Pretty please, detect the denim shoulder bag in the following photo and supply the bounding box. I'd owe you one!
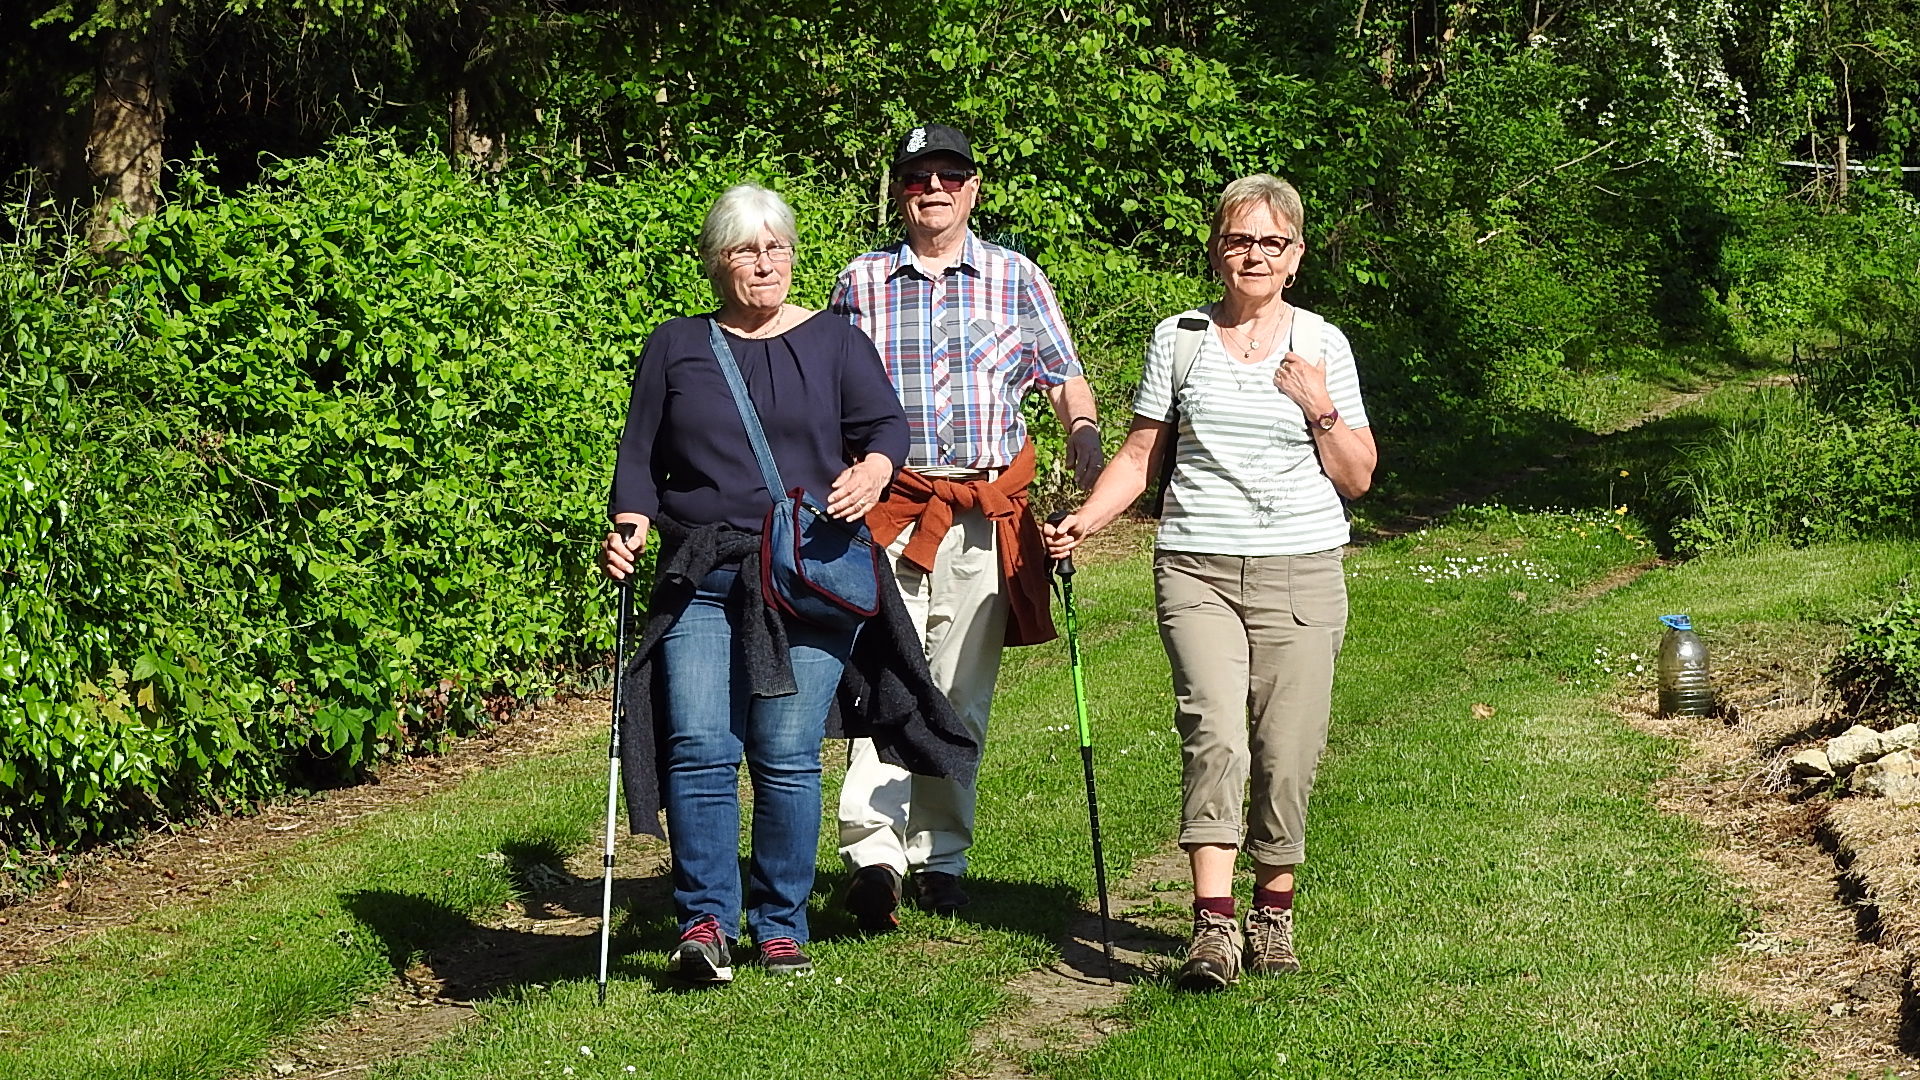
[707,319,883,629]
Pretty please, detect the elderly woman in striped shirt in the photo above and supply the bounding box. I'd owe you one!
[1043,174,1376,990]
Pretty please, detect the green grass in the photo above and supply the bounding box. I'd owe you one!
[0,749,606,1080]
[4,505,1916,1078]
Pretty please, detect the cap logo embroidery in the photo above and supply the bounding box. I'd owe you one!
[905,127,927,153]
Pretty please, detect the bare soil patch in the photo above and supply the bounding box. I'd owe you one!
[1622,623,1920,1077]
[245,830,672,1080]
[949,849,1190,1079]
[0,692,610,975]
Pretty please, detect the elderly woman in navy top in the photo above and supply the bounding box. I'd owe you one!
[600,183,908,983]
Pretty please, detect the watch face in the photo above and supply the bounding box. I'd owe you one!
[1317,412,1337,431]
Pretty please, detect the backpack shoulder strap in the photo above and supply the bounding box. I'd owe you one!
[1291,308,1326,368]
[1172,314,1209,393]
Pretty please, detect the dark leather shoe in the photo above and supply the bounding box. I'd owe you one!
[913,870,969,915]
[844,864,902,933]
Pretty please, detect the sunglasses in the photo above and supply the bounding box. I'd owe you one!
[897,168,976,195]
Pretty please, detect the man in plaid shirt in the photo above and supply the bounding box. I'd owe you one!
[832,123,1104,929]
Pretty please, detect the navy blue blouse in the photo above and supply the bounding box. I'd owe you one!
[609,312,910,532]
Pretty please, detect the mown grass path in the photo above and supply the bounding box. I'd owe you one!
[4,477,1917,1076]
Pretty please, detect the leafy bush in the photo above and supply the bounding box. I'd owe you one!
[0,136,884,851]
[1830,585,1920,716]
[1667,192,1920,555]
[1668,393,1920,554]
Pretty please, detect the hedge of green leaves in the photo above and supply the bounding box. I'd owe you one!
[0,135,1224,858]
[0,138,898,851]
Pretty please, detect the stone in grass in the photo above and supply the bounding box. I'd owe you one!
[1788,749,1834,779]
[1825,725,1887,774]
[1850,750,1920,803]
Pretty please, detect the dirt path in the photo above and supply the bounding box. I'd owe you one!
[0,693,609,975]
[947,849,1190,1080]
[1363,369,1791,542]
[244,830,672,1080]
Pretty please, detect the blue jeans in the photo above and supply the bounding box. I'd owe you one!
[659,567,853,945]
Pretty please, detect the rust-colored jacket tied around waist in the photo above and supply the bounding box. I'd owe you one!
[865,439,1057,648]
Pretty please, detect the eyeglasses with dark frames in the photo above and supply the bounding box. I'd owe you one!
[1217,233,1298,258]
[897,169,977,195]
[724,242,795,266]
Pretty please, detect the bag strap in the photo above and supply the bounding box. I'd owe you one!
[706,319,787,500]
[1291,308,1325,367]
[1149,314,1211,517]
[1171,314,1208,396]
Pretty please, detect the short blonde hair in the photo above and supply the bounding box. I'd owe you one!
[1209,174,1305,242]
[697,184,799,285]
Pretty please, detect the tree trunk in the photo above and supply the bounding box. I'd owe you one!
[25,99,93,214]
[1835,131,1849,202]
[87,4,172,254]
[448,85,507,173]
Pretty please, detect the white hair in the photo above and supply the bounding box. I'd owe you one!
[697,184,799,286]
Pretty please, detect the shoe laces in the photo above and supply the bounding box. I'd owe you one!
[760,937,803,960]
[1192,909,1238,950]
[1247,907,1292,952]
[682,917,724,946]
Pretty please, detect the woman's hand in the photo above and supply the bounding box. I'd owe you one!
[826,453,893,521]
[1041,513,1088,560]
[601,515,650,581]
[1272,352,1335,420]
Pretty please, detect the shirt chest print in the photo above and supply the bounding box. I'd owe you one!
[1183,362,1315,525]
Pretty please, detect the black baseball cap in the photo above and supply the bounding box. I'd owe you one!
[892,124,976,172]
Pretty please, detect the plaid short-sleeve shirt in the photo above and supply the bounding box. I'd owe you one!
[830,232,1082,470]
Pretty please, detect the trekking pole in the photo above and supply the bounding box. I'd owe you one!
[597,522,637,1007]
[1047,512,1116,983]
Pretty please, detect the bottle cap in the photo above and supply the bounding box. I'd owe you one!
[1659,614,1692,631]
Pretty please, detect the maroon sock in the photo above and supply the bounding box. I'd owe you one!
[1194,896,1235,919]
[1254,886,1294,912]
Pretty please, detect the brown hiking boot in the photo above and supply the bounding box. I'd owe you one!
[1177,909,1244,991]
[1245,906,1300,974]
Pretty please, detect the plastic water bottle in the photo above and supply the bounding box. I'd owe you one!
[1657,614,1714,717]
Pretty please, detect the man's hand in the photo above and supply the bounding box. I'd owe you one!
[1065,424,1104,490]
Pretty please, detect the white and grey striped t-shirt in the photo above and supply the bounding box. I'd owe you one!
[1133,306,1370,556]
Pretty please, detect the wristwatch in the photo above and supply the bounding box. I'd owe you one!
[1313,408,1339,433]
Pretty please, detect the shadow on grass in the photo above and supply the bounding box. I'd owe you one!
[340,840,677,1002]
[1365,395,1756,555]
[803,869,1184,986]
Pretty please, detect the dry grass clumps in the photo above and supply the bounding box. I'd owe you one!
[1620,621,1920,1077]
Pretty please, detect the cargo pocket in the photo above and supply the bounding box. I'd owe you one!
[1289,548,1348,627]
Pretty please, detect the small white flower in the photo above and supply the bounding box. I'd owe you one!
[563,1069,574,1077]
[580,1047,594,1057]
[834,976,844,984]
[626,1068,637,1074]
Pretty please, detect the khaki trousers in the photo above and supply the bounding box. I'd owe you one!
[1155,548,1347,866]
[837,507,1007,876]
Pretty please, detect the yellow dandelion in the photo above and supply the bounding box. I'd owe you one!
[1618,470,1630,477]
[1615,505,1628,515]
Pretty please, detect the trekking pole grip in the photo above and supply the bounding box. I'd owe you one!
[1045,510,1076,579]
[613,521,639,590]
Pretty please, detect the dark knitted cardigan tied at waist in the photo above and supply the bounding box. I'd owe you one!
[619,515,977,837]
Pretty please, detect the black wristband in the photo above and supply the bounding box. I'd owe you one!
[1069,416,1097,430]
